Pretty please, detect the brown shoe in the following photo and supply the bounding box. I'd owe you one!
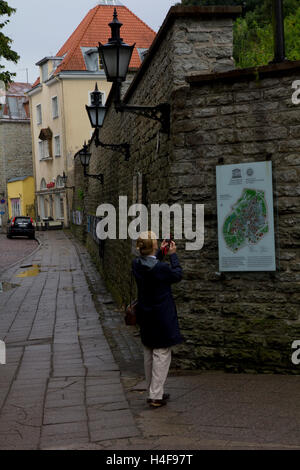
[147,393,170,404]
[149,398,167,408]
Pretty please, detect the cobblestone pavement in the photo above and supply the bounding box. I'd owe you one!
[0,231,139,449]
[0,234,38,273]
[1,230,300,450]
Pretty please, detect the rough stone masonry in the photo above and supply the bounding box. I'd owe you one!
[72,6,300,374]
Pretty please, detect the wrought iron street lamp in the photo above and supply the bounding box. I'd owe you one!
[98,9,170,134]
[79,142,104,184]
[86,83,107,129]
[85,82,131,161]
[99,9,135,83]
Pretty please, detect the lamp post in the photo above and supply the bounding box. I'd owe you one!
[79,142,104,184]
[272,0,286,63]
[86,83,131,161]
[98,9,170,134]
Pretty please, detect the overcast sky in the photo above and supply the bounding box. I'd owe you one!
[1,0,179,84]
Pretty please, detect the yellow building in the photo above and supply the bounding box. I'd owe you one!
[7,176,35,220]
[27,1,155,227]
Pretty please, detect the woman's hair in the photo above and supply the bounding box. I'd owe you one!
[136,231,157,256]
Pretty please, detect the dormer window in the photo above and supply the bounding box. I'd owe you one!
[82,47,104,72]
[36,56,64,83]
[89,90,104,106]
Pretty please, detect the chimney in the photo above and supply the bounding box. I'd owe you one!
[272,0,286,63]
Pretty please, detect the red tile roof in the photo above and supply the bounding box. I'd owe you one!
[31,5,155,89]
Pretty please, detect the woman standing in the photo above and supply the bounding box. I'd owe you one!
[132,231,183,408]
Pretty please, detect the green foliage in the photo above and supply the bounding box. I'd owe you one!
[234,3,300,67]
[78,189,85,201]
[0,1,19,84]
[180,0,300,67]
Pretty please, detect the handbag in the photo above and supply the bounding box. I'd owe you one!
[125,270,138,326]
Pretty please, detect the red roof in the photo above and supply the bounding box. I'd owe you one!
[7,82,32,96]
[31,4,155,89]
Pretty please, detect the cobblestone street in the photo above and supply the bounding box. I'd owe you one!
[0,234,38,273]
[1,231,300,450]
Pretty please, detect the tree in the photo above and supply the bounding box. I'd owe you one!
[0,1,19,84]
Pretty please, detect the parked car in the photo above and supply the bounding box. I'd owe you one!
[7,216,35,239]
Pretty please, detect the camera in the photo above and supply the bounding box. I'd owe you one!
[162,235,173,255]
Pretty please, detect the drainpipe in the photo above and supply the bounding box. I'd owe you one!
[272,0,286,63]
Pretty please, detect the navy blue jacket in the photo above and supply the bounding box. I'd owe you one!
[132,250,183,349]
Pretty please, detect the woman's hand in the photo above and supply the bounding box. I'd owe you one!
[168,241,177,255]
[161,240,169,251]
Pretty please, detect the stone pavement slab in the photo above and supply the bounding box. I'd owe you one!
[0,231,139,450]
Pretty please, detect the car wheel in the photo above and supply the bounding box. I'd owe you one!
[7,234,12,239]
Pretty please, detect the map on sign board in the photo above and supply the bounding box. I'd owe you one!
[223,189,269,253]
[216,162,276,272]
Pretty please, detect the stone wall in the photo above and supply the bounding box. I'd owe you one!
[169,66,300,373]
[72,6,300,373]
[0,120,33,230]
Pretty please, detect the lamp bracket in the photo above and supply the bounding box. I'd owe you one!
[94,129,130,161]
[115,102,170,134]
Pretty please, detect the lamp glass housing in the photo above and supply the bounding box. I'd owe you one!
[99,43,134,82]
[86,105,107,128]
[79,150,91,168]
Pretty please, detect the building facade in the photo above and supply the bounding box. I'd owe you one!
[0,82,33,231]
[27,0,156,228]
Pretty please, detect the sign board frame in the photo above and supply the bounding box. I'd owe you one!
[216,161,276,272]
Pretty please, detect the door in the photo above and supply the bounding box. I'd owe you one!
[11,198,20,217]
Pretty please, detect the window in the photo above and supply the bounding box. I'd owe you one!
[38,140,43,160]
[54,135,61,157]
[39,195,45,219]
[36,104,42,125]
[52,96,59,118]
[38,140,49,160]
[89,90,104,106]
[56,175,64,188]
[41,63,48,83]
[40,178,47,191]
[55,194,64,220]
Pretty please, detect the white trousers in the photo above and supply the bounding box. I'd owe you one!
[143,346,172,400]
